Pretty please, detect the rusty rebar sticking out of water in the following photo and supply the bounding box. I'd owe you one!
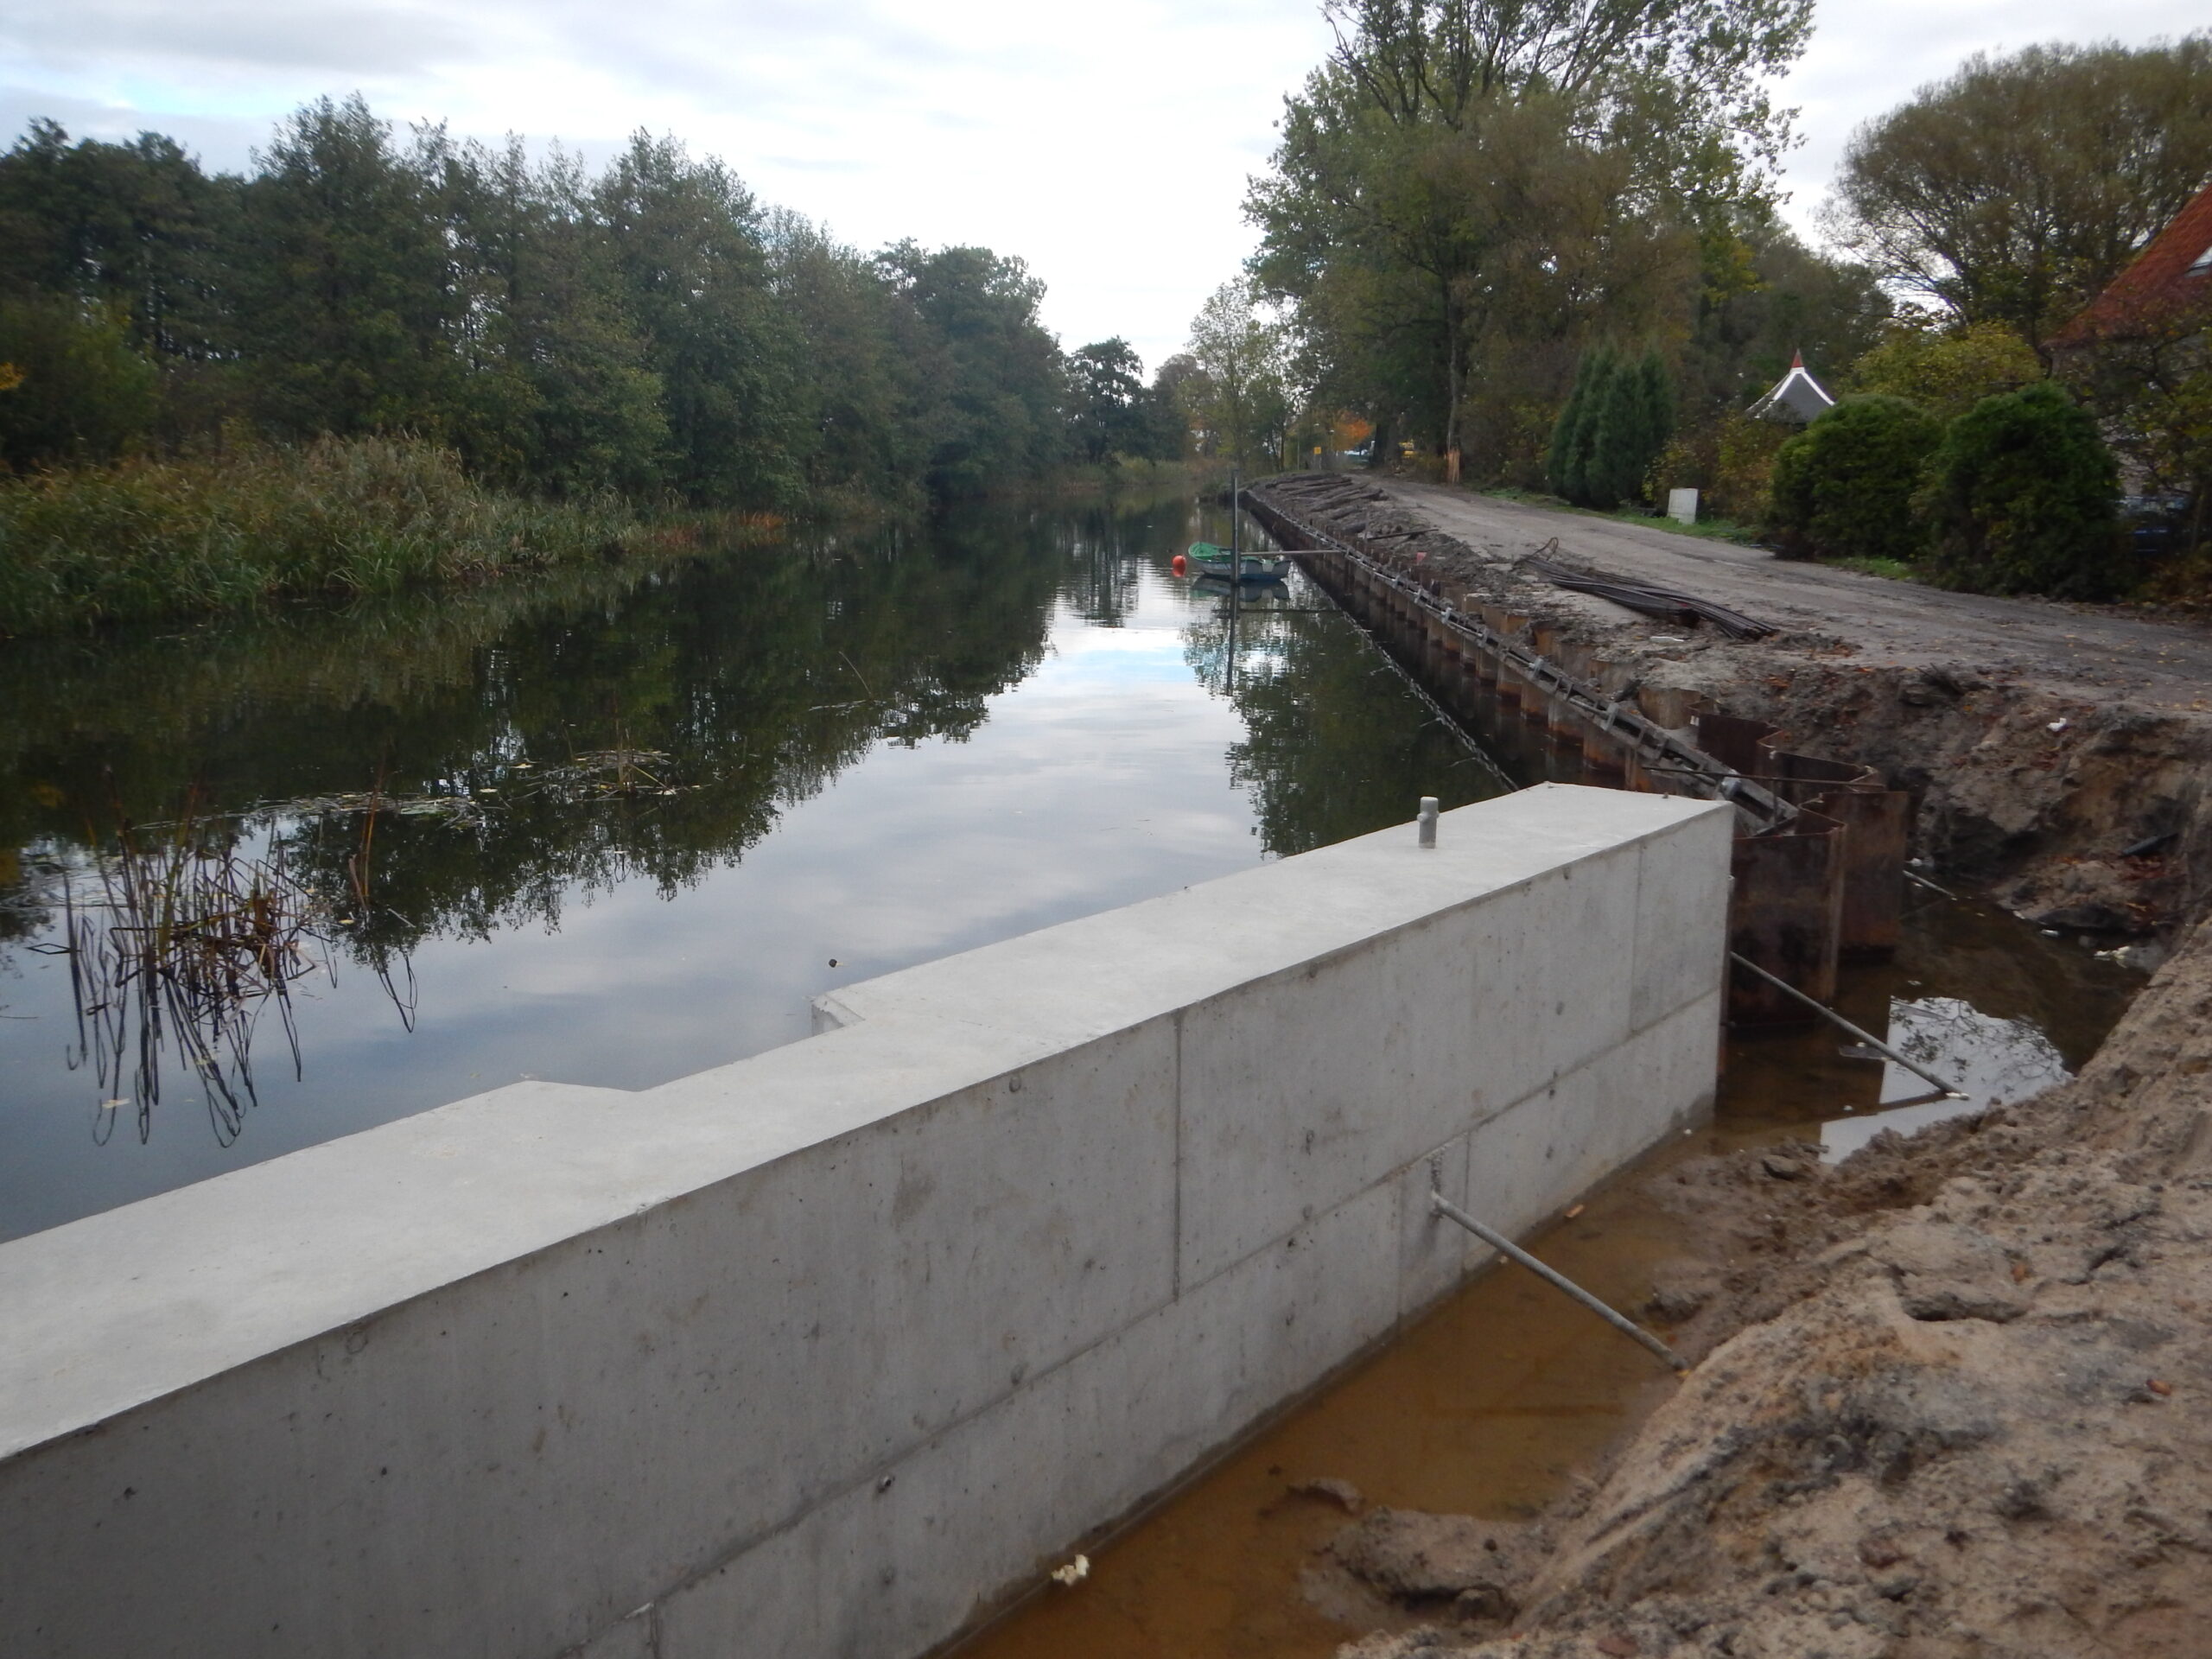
[1427,1189,1689,1373]
[1728,951,1966,1099]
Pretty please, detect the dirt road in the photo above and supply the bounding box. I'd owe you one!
[1382,480,2212,715]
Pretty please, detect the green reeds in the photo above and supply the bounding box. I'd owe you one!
[0,435,643,633]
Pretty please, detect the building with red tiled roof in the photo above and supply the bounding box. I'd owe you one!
[2052,179,2212,350]
[2050,179,2211,537]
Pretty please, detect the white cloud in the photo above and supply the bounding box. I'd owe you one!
[2,0,2203,369]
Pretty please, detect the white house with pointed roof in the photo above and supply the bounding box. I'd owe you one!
[1745,352,1835,424]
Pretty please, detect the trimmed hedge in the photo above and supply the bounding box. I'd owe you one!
[1767,395,1941,563]
[1919,383,2124,600]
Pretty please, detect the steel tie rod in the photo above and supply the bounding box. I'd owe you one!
[1728,951,1966,1099]
[1427,1191,1688,1373]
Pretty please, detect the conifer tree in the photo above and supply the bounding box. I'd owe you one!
[1547,350,1598,499]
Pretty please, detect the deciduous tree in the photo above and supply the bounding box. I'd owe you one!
[1826,37,2212,350]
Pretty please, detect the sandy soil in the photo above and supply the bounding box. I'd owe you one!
[1251,474,2212,940]
[1319,909,2212,1659]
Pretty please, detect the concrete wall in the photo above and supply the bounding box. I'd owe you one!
[0,785,1732,1659]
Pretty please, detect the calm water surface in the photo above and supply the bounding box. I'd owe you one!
[0,495,1499,1240]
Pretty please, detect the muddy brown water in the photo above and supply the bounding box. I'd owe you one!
[954,847,2139,1658]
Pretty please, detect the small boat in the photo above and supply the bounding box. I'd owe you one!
[1185,542,1289,583]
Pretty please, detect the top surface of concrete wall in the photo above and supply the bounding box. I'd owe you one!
[0,785,1726,1465]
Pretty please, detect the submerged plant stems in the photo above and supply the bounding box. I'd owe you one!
[32,797,413,1146]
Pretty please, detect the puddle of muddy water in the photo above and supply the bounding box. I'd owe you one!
[952,891,2140,1659]
[1718,892,2138,1156]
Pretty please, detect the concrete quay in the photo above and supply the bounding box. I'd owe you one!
[0,785,1732,1659]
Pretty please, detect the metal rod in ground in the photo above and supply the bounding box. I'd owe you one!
[1903,867,1958,899]
[1728,950,1967,1099]
[1428,1192,1688,1372]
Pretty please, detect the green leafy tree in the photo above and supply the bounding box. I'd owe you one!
[1068,338,1149,463]
[2064,314,2212,564]
[0,295,159,464]
[231,97,466,439]
[1826,37,2212,349]
[1179,279,1292,474]
[0,99,1108,506]
[1848,321,2044,421]
[1768,395,1942,561]
[594,132,802,507]
[1248,0,1811,475]
[1675,214,1891,414]
[0,118,231,363]
[427,137,668,497]
[1920,382,2123,596]
[0,119,237,448]
[877,242,1069,497]
[1144,353,1201,461]
[766,211,930,504]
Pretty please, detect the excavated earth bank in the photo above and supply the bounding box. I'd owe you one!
[1324,913,2212,1659]
[1243,475,2212,1657]
[1250,474,2212,947]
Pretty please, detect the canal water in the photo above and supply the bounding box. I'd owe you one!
[0,493,1498,1241]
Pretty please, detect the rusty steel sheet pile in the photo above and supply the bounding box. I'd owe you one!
[1244,489,1912,1029]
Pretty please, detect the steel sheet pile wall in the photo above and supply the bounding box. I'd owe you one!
[0,786,1731,1659]
[1245,489,1912,1026]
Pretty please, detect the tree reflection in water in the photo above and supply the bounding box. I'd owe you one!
[1183,579,1516,856]
[0,496,1197,1144]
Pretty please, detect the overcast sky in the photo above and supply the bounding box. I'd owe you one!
[2,0,2202,372]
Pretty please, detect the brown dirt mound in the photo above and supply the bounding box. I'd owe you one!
[1328,914,2212,1658]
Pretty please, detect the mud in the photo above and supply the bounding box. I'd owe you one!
[1249,474,2212,939]
[1332,908,2212,1659]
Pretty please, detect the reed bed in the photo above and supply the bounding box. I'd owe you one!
[0,436,643,633]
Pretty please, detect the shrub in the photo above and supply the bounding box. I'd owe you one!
[1646,413,1794,523]
[1768,395,1942,562]
[1919,382,2124,599]
[1849,321,2044,422]
[0,435,640,633]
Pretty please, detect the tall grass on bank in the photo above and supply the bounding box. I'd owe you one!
[0,436,645,634]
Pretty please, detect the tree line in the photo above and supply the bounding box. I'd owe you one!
[0,97,1189,505]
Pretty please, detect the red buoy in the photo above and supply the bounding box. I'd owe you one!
[1171,553,1188,575]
